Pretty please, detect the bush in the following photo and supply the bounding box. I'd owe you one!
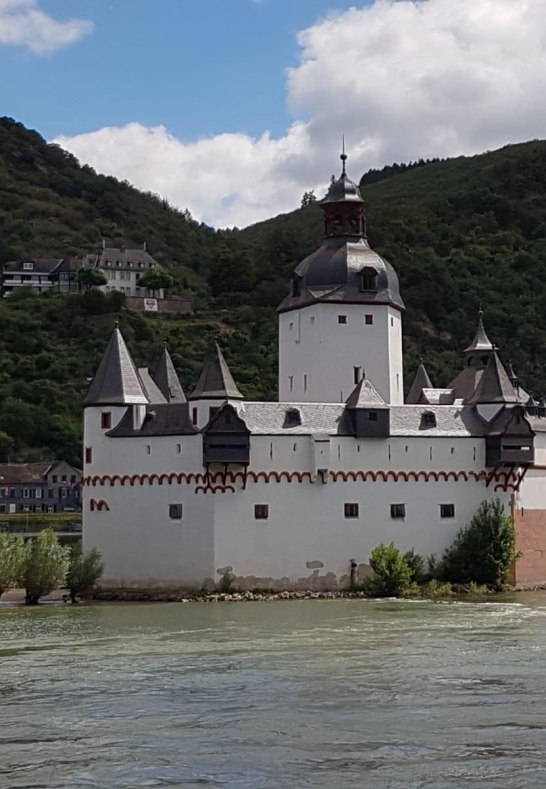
[367,543,412,597]
[0,533,26,597]
[403,548,427,584]
[20,530,70,605]
[419,579,454,599]
[440,498,517,589]
[66,543,103,603]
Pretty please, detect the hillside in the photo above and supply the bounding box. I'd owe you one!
[1,116,546,462]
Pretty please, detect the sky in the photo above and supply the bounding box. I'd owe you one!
[2,0,546,227]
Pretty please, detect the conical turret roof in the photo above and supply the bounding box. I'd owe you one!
[189,343,243,400]
[468,351,520,405]
[83,327,148,406]
[153,345,186,403]
[406,363,433,404]
[464,314,494,354]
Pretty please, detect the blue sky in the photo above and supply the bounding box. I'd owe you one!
[2,1,546,227]
[3,0,363,140]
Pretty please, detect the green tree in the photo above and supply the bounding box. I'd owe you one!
[20,530,70,605]
[368,543,412,596]
[136,269,173,295]
[301,190,316,207]
[0,533,26,597]
[440,498,518,588]
[66,543,103,603]
[78,267,107,291]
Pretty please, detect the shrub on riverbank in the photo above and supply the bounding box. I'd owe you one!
[0,533,26,596]
[439,498,517,589]
[66,543,103,602]
[20,530,70,605]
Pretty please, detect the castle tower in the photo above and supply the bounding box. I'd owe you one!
[82,324,149,472]
[188,343,244,428]
[277,151,405,404]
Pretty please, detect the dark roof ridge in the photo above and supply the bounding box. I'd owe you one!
[189,343,243,400]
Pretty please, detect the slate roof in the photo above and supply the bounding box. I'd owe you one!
[83,328,149,406]
[189,344,243,400]
[406,363,433,404]
[4,258,63,273]
[106,404,198,437]
[138,368,167,405]
[464,315,494,353]
[98,247,162,271]
[235,402,486,437]
[448,365,484,402]
[277,237,404,313]
[345,378,386,408]
[153,347,187,403]
[0,463,51,484]
[420,388,455,406]
[468,352,522,405]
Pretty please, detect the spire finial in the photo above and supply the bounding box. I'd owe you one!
[340,134,347,175]
[478,302,483,317]
[114,319,119,329]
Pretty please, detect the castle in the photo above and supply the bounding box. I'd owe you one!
[82,154,546,590]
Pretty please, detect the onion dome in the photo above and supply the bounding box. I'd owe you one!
[278,149,404,314]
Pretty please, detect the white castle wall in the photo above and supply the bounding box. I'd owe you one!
[83,406,511,589]
[278,303,404,404]
[213,479,510,589]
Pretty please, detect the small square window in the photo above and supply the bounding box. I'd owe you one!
[338,315,347,324]
[344,502,359,518]
[169,503,183,520]
[391,503,405,519]
[254,504,269,520]
[368,411,378,421]
[440,504,455,518]
[365,314,374,325]
[421,412,436,428]
[101,411,112,429]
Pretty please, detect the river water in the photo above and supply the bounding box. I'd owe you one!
[1,597,546,788]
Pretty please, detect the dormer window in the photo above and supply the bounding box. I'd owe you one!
[284,408,301,427]
[23,261,34,271]
[421,411,436,429]
[360,267,378,290]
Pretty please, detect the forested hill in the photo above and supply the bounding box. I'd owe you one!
[1,115,546,463]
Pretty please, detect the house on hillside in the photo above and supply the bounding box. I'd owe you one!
[0,461,82,514]
[1,257,81,296]
[83,245,167,300]
[82,151,546,592]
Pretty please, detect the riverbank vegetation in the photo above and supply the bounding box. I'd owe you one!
[0,530,103,604]
[362,499,517,598]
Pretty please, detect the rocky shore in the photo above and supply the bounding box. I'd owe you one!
[96,589,370,603]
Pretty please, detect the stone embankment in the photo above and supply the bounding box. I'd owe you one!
[96,589,370,603]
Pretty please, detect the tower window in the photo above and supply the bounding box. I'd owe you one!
[101,412,111,430]
[192,407,198,425]
[440,504,455,519]
[254,504,269,520]
[289,375,294,392]
[364,314,374,325]
[338,315,347,324]
[344,503,359,519]
[303,374,308,392]
[85,447,92,464]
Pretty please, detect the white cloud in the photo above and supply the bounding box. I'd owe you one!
[55,0,546,227]
[0,0,92,54]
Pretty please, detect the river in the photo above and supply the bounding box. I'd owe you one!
[1,596,546,788]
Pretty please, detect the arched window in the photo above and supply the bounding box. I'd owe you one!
[360,267,378,291]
